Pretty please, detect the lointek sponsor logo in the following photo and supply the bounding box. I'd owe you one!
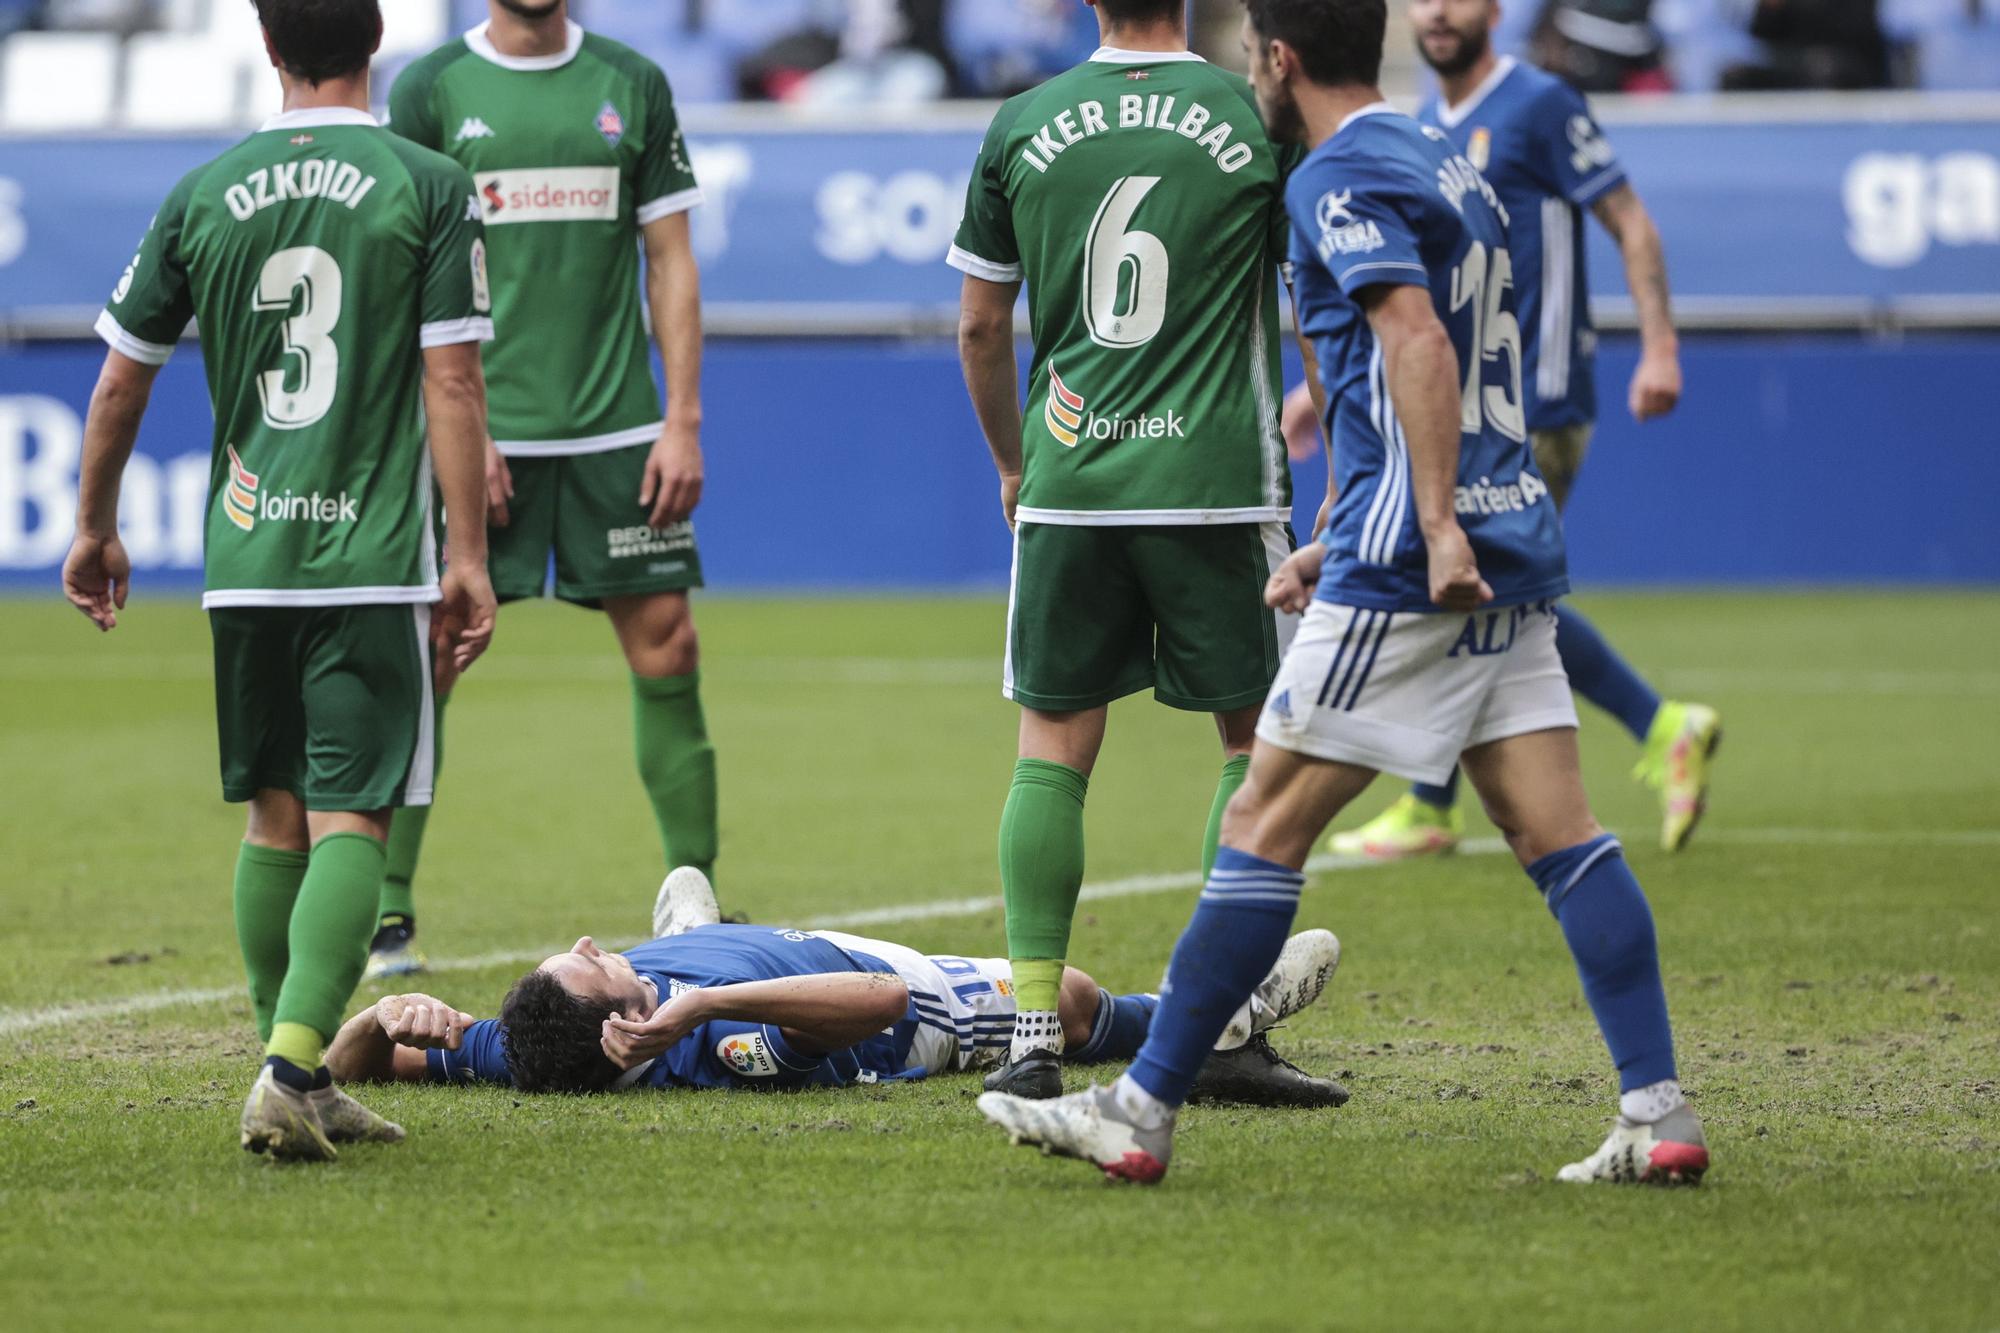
[474,167,619,225]
[0,394,204,570]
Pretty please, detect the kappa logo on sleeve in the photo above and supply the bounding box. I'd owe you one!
[716,1033,780,1078]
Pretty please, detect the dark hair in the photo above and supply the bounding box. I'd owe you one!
[499,970,622,1094]
[252,0,383,86]
[1098,0,1187,23]
[1241,0,1387,88]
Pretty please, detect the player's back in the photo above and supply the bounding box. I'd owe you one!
[951,50,1293,523]
[1286,108,1566,611]
[102,110,487,604]
[1417,58,1623,428]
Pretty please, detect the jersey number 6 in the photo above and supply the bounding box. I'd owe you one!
[1084,176,1169,351]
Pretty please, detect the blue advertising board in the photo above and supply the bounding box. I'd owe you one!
[3,99,1998,326]
[2,333,1996,593]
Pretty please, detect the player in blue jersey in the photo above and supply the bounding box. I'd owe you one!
[978,0,1708,1188]
[1328,0,1720,860]
[326,869,1346,1102]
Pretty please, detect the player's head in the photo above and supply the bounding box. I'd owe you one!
[1409,0,1498,78]
[252,0,383,87]
[498,937,653,1093]
[1240,0,1388,142]
[492,0,565,21]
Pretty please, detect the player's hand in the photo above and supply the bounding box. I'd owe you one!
[433,562,498,686]
[377,994,477,1051]
[1424,523,1494,613]
[485,441,513,528]
[61,533,131,632]
[600,994,702,1071]
[1628,350,1682,422]
[640,419,703,529]
[1266,542,1325,614]
[1281,382,1320,463]
[999,472,1020,530]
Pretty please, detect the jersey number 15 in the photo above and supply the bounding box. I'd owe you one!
[1448,241,1526,443]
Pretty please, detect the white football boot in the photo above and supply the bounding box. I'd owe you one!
[1558,1102,1710,1185]
[1216,929,1342,1050]
[239,1066,338,1163]
[650,865,721,939]
[309,1084,406,1145]
[978,1085,1174,1184]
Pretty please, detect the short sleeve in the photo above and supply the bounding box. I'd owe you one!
[426,1019,511,1084]
[386,62,443,150]
[416,161,496,348]
[635,65,703,225]
[663,1021,830,1089]
[1536,84,1626,207]
[947,107,1021,283]
[97,179,196,366]
[1287,157,1429,297]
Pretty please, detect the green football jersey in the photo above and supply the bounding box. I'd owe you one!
[951,48,1295,525]
[388,20,702,456]
[99,107,492,608]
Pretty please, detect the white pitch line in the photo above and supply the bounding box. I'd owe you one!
[4,827,1995,1039]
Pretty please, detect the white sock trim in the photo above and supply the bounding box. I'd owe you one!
[1010,1009,1063,1062]
[1112,1072,1173,1130]
[1619,1077,1686,1124]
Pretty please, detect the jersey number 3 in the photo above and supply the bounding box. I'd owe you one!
[1084,176,1169,350]
[254,246,342,431]
[1449,241,1526,443]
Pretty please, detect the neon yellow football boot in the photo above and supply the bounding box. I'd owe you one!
[1633,701,1723,852]
[1325,793,1463,861]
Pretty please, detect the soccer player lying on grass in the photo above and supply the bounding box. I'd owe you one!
[327,870,1345,1102]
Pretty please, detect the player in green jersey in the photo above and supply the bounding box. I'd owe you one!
[377,0,716,977]
[952,0,1300,1097]
[61,0,498,1161]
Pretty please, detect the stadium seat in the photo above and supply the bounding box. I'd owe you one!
[0,31,120,130]
[380,0,448,59]
[1917,19,2000,88]
[123,33,240,129]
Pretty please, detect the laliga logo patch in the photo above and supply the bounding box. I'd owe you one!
[596,101,625,147]
[717,1033,778,1078]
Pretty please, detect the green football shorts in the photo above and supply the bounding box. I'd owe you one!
[209,603,438,811]
[1004,521,1296,713]
[490,442,705,607]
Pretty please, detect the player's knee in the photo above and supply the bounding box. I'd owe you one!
[243,789,308,853]
[1058,966,1099,1046]
[1511,817,1608,869]
[624,600,700,678]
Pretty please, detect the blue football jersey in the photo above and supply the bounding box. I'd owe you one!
[1417,57,1627,430]
[427,925,923,1091]
[1287,104,1567,613]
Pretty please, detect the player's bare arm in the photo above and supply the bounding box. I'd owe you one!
[1362,283,1492,613]
[955,274,1025,528]
[327,993,480,1085]
[1590,183,1682,423]
[641,210,704,529]
[422,341,499,686]
[600,971,912,1071]
[61,349,162,631]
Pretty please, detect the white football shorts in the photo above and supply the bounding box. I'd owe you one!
[1256,598,1578,785]
[812,931,1015,1075]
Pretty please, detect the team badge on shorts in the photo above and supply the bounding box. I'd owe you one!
[595,101,624,147]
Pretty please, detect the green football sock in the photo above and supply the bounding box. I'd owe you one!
[379,694,445,924]
[1202,753,1252,880]
[233,843,308,1043]
[999,757,1089,1012]
[632,671,719,881]
[270,832,385,1052]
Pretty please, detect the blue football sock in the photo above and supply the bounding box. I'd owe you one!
[1412,769,1460,808]
[1125,848,1304,1108]
[1529,834,1678,1092]
[1555,605,1661,742]
[1071,989,1159,1063]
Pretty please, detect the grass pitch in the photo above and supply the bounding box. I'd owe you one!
[1,590,1996,1330]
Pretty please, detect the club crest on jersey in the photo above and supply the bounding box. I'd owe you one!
[1045,365,1085,447]
[1468,127,1492,171]
[595,101,624,147]
[223,445,259,531]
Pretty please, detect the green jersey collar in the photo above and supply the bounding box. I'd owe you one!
[465,18,584,71]
[259,106,379,133]
[1088,46,1205,64]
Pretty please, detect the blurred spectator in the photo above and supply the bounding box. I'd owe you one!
[951,0,1100,95]
[735,0,961,103]
[1532,0,1674,90]
[1720,0,1891,86]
